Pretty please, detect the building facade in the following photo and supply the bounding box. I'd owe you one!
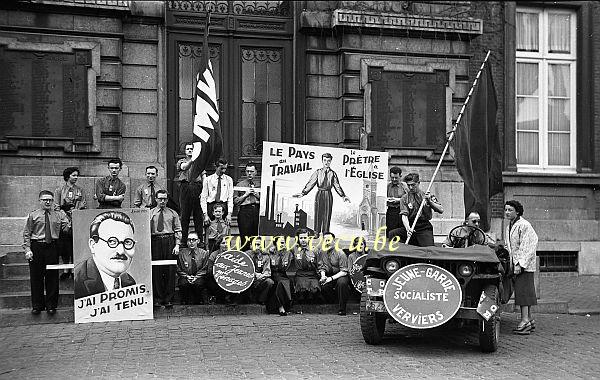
[1,1,598,273]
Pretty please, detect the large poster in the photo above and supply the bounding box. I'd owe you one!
[72,208,153,323]
[259,142,389,239]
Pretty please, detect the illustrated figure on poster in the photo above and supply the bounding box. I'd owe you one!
[74,211,137,299]
[293,153,350,236]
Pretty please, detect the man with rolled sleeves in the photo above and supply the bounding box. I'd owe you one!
[234,162,260,251]
[23,190,71,315]
[386,166,408,237]
[95,158,127,209]
[176,143,205,247]
[134,166,165,209]
[389,172,444,247]
[150,189,182,308]
[318,232,350,316]
[201,158,234,224]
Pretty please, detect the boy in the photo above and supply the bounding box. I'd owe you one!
[205,202,230,253]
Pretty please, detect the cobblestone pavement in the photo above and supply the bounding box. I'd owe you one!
[0,312,598,379]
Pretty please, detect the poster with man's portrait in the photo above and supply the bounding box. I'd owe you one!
[259,142,389,240]
[72,208,153,324]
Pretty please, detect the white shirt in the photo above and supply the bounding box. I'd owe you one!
[201,173,234,216]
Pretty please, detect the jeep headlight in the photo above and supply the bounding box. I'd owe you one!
[458,263,474,277]
[385,260,400,273]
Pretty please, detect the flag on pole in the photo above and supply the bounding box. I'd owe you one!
[189,12,223,182]
[455,63,502,232]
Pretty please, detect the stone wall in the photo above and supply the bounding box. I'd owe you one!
[0,1,166,216]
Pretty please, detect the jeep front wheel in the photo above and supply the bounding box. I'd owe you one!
[360,289,386,345]
[478,284,500,352]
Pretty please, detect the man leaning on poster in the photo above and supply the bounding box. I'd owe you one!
[74,211,137,299]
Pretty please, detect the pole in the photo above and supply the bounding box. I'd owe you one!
[404,50,492,245]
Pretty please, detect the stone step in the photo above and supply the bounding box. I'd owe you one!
[0,245,22,257]
[0,217,27,246]
[0,276,73,293]
[1,262,30,278]
[0,290,74,309]
[1,251,27,264]
[501,298,569,314]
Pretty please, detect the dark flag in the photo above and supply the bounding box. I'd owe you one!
[189,12,223,182]
[455,63,502,232]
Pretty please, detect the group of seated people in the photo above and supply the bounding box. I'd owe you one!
[176,228,367,316]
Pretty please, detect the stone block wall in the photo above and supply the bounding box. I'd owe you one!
[0,2,166,217]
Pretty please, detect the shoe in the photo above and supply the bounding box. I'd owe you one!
[337,310,347,316]
[513,321,531,335]
[31,308,42,315]
[530,319,536,332]
[165,303,174,309]
[60,273,70,281]
[279,310,287,316]
[47,308,56,315]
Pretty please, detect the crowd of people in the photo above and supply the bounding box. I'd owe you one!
[22,155,538,331]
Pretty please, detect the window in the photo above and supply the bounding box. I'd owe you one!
[516,7,576,172]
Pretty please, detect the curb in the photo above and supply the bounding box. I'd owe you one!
[568,308,600,316]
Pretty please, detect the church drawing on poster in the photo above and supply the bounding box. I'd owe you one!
[259,142,388,238]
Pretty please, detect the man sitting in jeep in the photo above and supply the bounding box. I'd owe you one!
[443,211,496,248]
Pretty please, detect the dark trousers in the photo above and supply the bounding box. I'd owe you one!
[314,189,333,235]
[389,221,435,247]
[237,204,259,250]
[29,241,59,310]
[385,208,401,237]
[58,233,73,264]
[179,182,203,246]
[151,234,177,305]
[250,277,274,304]
[178,277,209,304]
[321,275,350,312]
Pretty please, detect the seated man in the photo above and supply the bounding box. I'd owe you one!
[244,241,274,305]
[176,232,210,304]
[443,211,496,248]
[318,232,350,316]
[207,236,231,304]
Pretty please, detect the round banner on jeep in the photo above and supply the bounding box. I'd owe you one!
[349,254,367,293]
[212,250,255,293]
[383,263,462,329]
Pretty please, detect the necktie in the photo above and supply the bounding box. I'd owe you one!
[215,175,222,202]
[157,209,164,232]
[149,183,156,208]
[190,251,198,274]
[113,277,120,290]
[44,211,52,243]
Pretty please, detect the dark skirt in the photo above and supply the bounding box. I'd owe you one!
[293,270,321,294]
[513,271,537,306]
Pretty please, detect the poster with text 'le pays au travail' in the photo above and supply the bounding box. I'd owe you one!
[72,208,153,324]
[259,142,389,240]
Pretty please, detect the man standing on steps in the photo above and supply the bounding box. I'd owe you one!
[150,189,181,309]
[201,158,234,224]
[176,143,205,247]
[23,190,71,315]
[234,162,260,250]
[95,158,127,209]
[134,166,165,209]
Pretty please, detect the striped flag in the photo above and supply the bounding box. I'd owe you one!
[189,12,223,182]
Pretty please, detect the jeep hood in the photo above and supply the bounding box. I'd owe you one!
[365,244,500,263]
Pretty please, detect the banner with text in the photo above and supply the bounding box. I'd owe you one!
[72,208,153,323]
[259,142,389,239]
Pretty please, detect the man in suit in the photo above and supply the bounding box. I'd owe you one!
[74,211,137,299]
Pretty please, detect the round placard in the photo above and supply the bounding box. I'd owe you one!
[383,263,462,329]
[349,254,367,292]
[212,250,255,293]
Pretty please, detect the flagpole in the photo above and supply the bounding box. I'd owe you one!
[404,50,492,245]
